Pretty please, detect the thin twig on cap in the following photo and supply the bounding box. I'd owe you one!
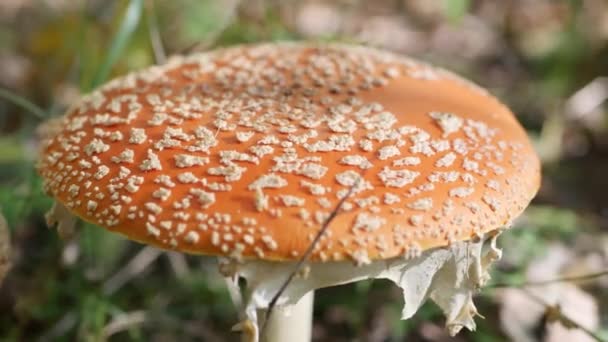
[260,176,362,335]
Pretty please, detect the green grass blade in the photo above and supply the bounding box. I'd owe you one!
[90,0,144,90]
[443,0,470,23]
[0,88,47,120]
[146,0,166,64]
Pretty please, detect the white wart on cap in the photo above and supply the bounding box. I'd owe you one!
[37,43,540,265]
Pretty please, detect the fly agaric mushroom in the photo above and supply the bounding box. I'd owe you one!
[37,43,540,341]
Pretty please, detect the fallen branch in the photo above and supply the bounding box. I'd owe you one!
[487,270,608,342]
[102,310,148,338]
[102,246,163,295]
[522,289,605,342]
[488,269,608,289]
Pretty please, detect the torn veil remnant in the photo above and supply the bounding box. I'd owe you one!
[45,201,78,240]
[36,42,540,341]
[231,231,503,338]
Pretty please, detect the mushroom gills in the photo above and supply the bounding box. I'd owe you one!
[229,232,502,340]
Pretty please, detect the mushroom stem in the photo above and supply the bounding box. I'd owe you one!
[262,291,314,342]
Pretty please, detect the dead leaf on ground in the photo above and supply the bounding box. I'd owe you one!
[498,243,599,342]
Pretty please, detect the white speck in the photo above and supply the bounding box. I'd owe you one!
[220,150,259,165]
[155,175,176,188]
[94,165,110,180]
[174,154,209,168]
[84,139,110,156]
[255,188,268,212]
[78,160,92,169]
[378,167,419,188]
[207,165,246,182]
[353,213,386,232]
[111,149,134,164]
[296,163,328,180]
[125,176,144,193]
[152,187,171,201]
[453,139,468,155]
[145,202,163,214]
[317,197,332,208]
[465,202,480,213]
[429,112,463,136]
[461,173,476,184]
[463,158,479,172]
[428,171,460,183]
[184,231,200,244]
[350,250,371,267]
[339,155,373,169]
[189,188,216,208]
[279,195,305,207]
[359,139,373,152]
[129,128,147,144]
[383,193,401,205]
[146,222,160,237]
[261,235,278,251]
[248,173,287,190]
[192,126,218,152]
[177,172,199,184]
[300,180,327,196]
[236,131,254,142]
[249,145,274,158]
[87,200,98,211]
[486,180,500,191]
[160,221,172,230]
[109,131,123,141]
[384,67,400,78]
[392,156,420,166]
[258,135,279,145]
[409,215,423,226]
[378,145,400,160]
[304,134,354,152]
[140,149,162,171]
[449,187,474,198]
[164,127,192,141]
[211,232,220,246]
[335,170,362,187]
[431,139,450,152]
[407,198,433,211]
[435,152,457,167]
[110,204,122,215]
[483,195,501,212]
[243,234,255,245]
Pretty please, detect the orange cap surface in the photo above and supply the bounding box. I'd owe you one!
[37,43,540,264]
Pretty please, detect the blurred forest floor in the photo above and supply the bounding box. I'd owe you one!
[0,0,608,341]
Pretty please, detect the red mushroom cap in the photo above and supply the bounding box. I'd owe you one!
[37,43,540,264]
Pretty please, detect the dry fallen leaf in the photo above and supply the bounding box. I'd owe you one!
[498,243,599,342]
[0,209,10,284]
